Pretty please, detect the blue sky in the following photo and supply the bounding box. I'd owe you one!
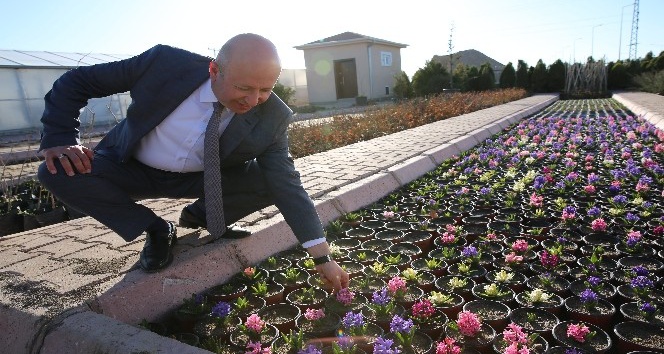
[1,0,662,78]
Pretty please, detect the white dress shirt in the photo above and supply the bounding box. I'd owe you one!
[133,79,326,248]
[134,79,234,172]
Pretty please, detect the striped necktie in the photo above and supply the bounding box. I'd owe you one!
[204,102,226,238]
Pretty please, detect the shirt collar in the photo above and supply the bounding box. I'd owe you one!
[199,79,217,103]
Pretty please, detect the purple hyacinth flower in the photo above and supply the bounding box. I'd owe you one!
[579,288,598,303]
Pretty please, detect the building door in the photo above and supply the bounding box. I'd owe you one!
[334,59,358,99]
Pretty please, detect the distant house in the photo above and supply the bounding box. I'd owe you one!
[295,32,407,106]
[432,49,505,84]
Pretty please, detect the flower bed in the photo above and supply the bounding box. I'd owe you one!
[144,98,664,354]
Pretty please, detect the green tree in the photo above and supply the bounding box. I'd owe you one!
[515,60,529,90]
[273,82,295,105]
[640,51,654,71]
[478,63,495,91]
[465,66,481,92]
[499,62,516,88]
[392,71,414,99]
[453,63,469,91]
[633,70,664,95]
[530,59,547,93]
[608,61,631,89]
[412,60,450,97]
[650,51,664,71]
[547,59,566,92]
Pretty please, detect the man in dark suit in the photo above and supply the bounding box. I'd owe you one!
[37,33,348,292]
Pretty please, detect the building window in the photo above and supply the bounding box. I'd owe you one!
[380,52,392,66]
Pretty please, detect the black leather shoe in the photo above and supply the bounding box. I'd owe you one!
[140,222,177,272]
[179,207,206,229]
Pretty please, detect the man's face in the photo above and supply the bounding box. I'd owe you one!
[209,58,281,114]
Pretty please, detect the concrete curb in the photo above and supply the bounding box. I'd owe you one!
[40,310,210,354]
[613,92,664,130]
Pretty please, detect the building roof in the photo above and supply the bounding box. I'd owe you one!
[0,50,133,68]
[294,32,407,50]
[432,49,505,70]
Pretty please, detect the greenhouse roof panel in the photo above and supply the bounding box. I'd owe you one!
[0,56,22,66]
[0,50,134,68]
[0,50,60,66]
[19,51,86,66]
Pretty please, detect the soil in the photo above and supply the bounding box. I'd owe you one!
[614,321,664,351]
[620,302,664,327]
[509,307,559,333]
[553,322,611,352]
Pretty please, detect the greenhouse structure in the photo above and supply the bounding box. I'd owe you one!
[0,50,133,138]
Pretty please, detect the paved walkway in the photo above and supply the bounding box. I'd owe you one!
[1,92,662,353]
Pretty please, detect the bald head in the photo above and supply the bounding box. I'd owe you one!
[216,33,281,70]
[209,33,282,113]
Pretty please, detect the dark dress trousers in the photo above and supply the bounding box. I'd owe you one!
[37,45,324,243]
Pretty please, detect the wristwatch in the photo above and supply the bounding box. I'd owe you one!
[312,254,333,265]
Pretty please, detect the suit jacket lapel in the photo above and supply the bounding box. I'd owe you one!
[218,108,261,161]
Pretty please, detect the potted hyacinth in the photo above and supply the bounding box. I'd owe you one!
[271,328,314,354]
[294,307,340,338]
[552,321,612,353]
[363,287,405,332]
[485,269,526,293]
[508,306,559,344]
[616,272,664,304]
[408,298,448,341]
[569,275,616,300]
[491,323,549,354]
[383,314,433,354]
[363,261,400,280]
[427,291,465,320]
[324,288,366,316]
[565,289,616,330]
[192,301,241,341]
[515,288,564,316]
[230,313,279,349]
[386,276,424,309]
[174,293,212,333]
[444,310,496,352]
[619,301,664,327]
[339,311,383,353]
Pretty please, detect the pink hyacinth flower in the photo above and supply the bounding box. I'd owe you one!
[387,276,407,294]
[456,311,481,337]
[591,218,607,232]
[512,240,529,253]
[436,337,461,354]
[336,288,355,306]
[245,314,265,333]
[304,308,325,321]
[505,252,523,264]
[566,323,590,343]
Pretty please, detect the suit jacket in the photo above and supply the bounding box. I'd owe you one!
[39,44,324,244]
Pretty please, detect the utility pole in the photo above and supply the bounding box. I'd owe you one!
[448,23,455,89]
[629,0,640,60]
[618,3,632,61]
[573,38,582,63]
